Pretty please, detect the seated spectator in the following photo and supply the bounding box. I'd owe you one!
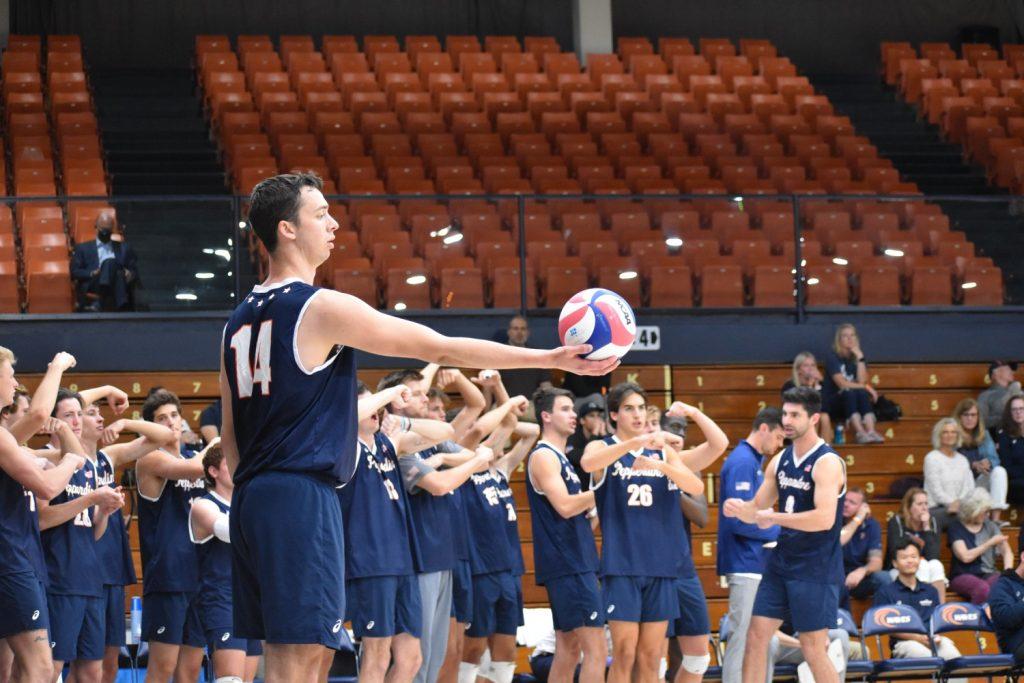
[493,316,552,412]
[884,487,947,602]
[198,398,221,443]
[771,620,850,682]
[978,360,1020,429]
[839,487,892,608]
[565,393,606,488]
[781,351,832,440]
[71,212,138,311]
[948,487,1014,604]
[953,398,1009,519]
[924,417,976,531]
[988,529,1024,663]
[996,394,1024,504]
[822,323,883,444]
[873,539,963,664]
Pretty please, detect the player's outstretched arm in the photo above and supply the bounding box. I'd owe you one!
[462,395,528,449]
[439,369,485,442]
[667,402,729,471]
[191,498,230,543]
[7,352,77,444]
[136,445,208,499]
[529,447,595,519]
[102,420,176,468]
[305,291,619,376]
[357,385,410,420]
[758,454,843,532]
[494,420,539,476]
[417,447,493,495]
[0,428,82,500]
[386,415,455,455]
[79,385,130,416]
[579,432,655,474]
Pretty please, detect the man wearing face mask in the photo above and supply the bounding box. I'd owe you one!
[71,212,138,311]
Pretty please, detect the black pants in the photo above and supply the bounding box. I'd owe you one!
[80,259,132,310]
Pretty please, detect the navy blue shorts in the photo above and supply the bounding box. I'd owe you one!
[467,571,522,638]
[205,626,264,655]
[48,593,105,662]
[545,572,604,633]
[450,559,473,623]
[141,591,205,648]
[232,472,346,648]
[246,639,264,656]
[751,566,840,633]
[346,575,422,639]
[668,574,711,637]
[601,575,678,624]
[0,572,49,639]
[103,584,126,648]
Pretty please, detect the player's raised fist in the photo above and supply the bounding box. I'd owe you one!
[49,352,76,372]
[106,387,130,415]
[667,401,700,419]
[101,420,126,446]
[722,498,746,520]
[471,445,494,472]
[631,454,663,472]
[754,508,775,529]
[509,395,529,416]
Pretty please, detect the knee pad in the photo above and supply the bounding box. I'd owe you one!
[215,677,243,683]
[681,653,711,675]
[457,661,480,683]
[489,661,516,683]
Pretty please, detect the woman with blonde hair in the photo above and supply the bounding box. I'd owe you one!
[953,398,1008,519]
[947,487,1014,603]
[923,417,975,531]
[884,487,946,601]
[781,352,832,440]
[821,324,883,444]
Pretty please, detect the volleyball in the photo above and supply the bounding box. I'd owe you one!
[557,288,637,360]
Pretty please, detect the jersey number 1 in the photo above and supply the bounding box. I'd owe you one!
[230,322,273,398]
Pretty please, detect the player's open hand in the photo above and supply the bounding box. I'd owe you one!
[549,346,619,376]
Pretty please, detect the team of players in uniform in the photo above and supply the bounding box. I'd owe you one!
[0,173,850,683]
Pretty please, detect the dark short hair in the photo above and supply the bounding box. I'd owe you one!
[247,172,324,253]
[781,386,822,416]
[533,386,574,419]
[377,369,424,393]
[752,406,783,431]
[356,380,370,396]
[427,387,449,406]
[202,446,224,487]
[142,389,182,423]
[890,537,921,561]
[846,485,867,501]
[607,382,646,428]
[52,388,83,417]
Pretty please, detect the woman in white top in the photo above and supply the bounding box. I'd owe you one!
[923,417,975,532]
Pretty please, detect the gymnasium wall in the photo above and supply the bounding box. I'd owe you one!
[10,0,573,69]
[2,309,1021,372]
[612,0,1024,74]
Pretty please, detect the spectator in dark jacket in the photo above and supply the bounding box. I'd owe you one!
[718,407,786,683]
[988,529,1024,662]
[996,394,1024,504]
[70,212,138,311]
[839,487,892,609]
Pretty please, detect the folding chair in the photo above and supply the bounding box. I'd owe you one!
[861,605,943,681]
[929,601,1017,682]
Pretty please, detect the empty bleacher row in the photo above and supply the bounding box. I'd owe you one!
[20,361,1018,667]
[195,34,1004,309]
[884,40,1024,194]
[0,34,115,313]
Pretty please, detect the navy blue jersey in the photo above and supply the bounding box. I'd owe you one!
[137,448,206,593]
[338,433,416,578]
[767,440,846,583]
[406,447,455,574]
[94,452,135,586]
[462,470,518,576]
[190,491,232,610]
[494,468,524,576]
[677,497,698,579]
[525,442,599,585]
[40,461,104,596]
[449,485,471,561]
[0,468,46,582]
[591,435,685,578]
[223,280,358,486]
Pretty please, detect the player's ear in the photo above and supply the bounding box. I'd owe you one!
[809,411,820,426]
[278,218,298,244]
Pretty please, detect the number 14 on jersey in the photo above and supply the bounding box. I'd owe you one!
[230,322,273,398]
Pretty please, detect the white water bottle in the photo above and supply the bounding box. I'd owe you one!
[130,596,142,643]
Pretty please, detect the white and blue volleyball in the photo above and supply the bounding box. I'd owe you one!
[557,288,637,360]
